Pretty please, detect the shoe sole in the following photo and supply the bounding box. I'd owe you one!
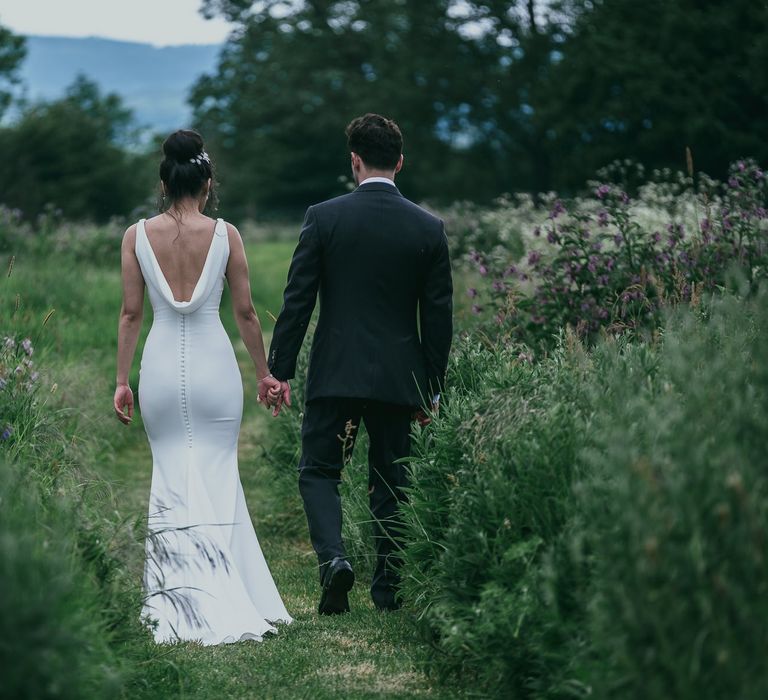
[319,567,355,615]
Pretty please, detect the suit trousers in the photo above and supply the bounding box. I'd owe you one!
[298,397,411,608]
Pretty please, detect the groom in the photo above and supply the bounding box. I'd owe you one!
[268,113,453,614]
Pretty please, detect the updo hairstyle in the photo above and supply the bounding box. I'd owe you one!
[159,129,218,211]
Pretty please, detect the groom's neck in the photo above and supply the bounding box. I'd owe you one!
[358,168,396,183]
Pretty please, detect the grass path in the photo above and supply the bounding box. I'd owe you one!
[103,339,458,700]
[9,241,465,699]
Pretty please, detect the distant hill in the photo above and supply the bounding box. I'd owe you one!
[17,35,223,133]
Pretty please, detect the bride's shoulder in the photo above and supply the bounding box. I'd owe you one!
[220,220,243,244]
[121,222,139,247]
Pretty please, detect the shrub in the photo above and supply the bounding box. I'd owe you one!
[399,283,768,698]
[578,285,768,699]
[463,159,767,349]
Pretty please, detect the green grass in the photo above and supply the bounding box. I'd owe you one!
[2,239,467,699]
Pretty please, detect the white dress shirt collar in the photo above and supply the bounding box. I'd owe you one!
[359,176,396,187]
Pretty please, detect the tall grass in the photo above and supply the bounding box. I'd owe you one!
[399,283,768,698]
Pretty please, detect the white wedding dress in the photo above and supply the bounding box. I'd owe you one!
[134,217,292,645]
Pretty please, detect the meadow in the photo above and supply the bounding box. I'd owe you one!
[1,159,767,699]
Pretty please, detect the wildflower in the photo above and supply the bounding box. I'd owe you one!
[518,272,529,282]
[652,231,662,243]
[467,288,478,299]
[527,250,541,266]
[4,337,15,349]
[596,307,609,319]
[533,226,541,237]
[30,372,39,382]
[621,191,630,205]
[469,250,482,264]
[595,184,611,200]
[546,229,558,244]
[471,304,482,315]
[728,177,741,189]
[478,265,488,277]
[614,234,623,246]
[492,280,506,293]
[753,168,764,181]
[21,338,33,356]
[1,425,12,441]
[597,210,609,227]
[503,265,517,277]
[737,161,746,172]
[597,274,610,287]
[549,200,566,219]
[587,255,600,273]
[592,241,603,252]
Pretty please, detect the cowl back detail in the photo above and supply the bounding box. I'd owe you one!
[135,218,229,315]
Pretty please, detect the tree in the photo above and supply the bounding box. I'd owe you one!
[544,0,768,188]
[192,0,545,215]
[0,22,26,119]
[0,76,155,221]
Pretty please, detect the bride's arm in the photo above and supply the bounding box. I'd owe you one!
[114,225,144,424]
[225,224,283,411]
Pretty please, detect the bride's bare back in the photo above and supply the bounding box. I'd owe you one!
[143,213,218,303]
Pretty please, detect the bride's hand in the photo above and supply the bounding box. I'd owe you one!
[114,384,134,425]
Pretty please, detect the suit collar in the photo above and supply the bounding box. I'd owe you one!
[354,181,403,196]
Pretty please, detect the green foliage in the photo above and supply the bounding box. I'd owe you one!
[400,285,768,698]
[464,159,768,349]
[0,465,124,700]
[579,287,768,699]
[0,21,25,118]
[400,336,594,698]
[0,76,154,222]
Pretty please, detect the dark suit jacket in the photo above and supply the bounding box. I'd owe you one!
[268,181,453,407]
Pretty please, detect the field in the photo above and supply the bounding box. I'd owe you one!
[1,232,469,699]
[1,164,767,700]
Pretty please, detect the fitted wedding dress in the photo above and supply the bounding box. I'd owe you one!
[134,217,292,645]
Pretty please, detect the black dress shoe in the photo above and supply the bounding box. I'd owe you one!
[318,557,355,615]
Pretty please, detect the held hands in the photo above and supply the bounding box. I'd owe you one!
[258,374,292,417]
[114,383,134,424]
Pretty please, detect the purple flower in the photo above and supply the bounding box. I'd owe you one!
[598,210,609,227]
[549,200,566,219]
[592,241,603,251]
[596,307,609,319]
[472,304,482,315]
[519,272,529,282]
[492,280,506,293]
[737,161,746,172]
[533,226,541,237]
[546,229,559,244]
[597,274,610,287]
[527,250,541,266]
[467,288,478,299]
[728,177,741,189]
[503,265,517,278]
[652,231,662,243]
[469,250,482,264]
[21,338,33,356]
[614,234,623,246]
[753,168,765,181]
[595,184,611,200]
[755,207,767,219]
[587,255,600,273]
[4,337,15,349]
[1,425,12,441]
[478,264,488,277]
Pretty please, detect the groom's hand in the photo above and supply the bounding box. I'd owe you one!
[272,381,292,417]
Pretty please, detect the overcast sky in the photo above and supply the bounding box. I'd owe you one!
[0,0,233,46]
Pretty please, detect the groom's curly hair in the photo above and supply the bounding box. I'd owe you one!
[346,113,403,170]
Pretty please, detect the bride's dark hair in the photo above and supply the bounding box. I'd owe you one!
[159,129,218,211]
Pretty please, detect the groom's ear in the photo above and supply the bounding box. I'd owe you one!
[395,154,404,174]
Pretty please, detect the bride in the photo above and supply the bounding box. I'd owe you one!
[113,129,292,644]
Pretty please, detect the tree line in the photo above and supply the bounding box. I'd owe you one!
[1,0,766,222]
